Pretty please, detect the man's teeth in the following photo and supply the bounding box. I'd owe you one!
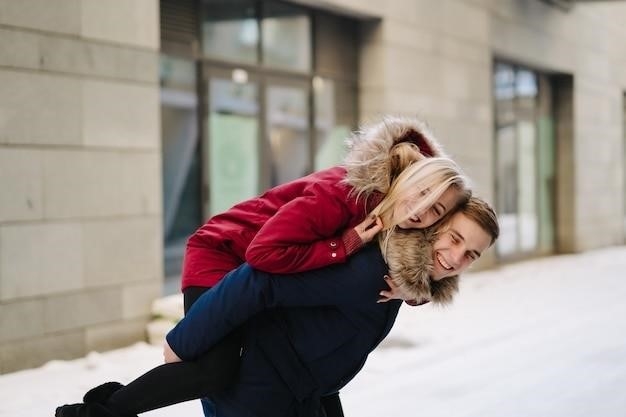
[437,253,452,270]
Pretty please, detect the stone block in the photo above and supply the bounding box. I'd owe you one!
[0,28,39,70]
[442,0,489,44]
[82,79,159,149]
[0,71,81,145]
[38,35,158,84]
[43,150,161,219]
[44,288,123,333]
[85,318,147,353]
[0,0,80,36]
[0,299,45,342]
[82,217,161,287]
[81,0,159,50]
[0,222,83,301]
[122,281,162,320]
[0,148,43,222]
[0,330,84,374]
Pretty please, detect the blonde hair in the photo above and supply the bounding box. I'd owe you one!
[371,157,472,253]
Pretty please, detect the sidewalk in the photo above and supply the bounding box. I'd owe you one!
[1,246,626,417]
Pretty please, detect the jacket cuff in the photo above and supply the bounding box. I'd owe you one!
[341,228,364,256]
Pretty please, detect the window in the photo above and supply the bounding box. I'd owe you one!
[202,0,258,64]
[160,1,359,291]
[160,55,201,278]
[493,62,555,259]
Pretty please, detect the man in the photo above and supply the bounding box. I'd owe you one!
[166,197,499,417]
[56,197,498,417]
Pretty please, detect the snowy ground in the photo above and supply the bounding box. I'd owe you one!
[1,246,626,417]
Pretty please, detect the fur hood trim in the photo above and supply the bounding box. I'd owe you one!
[343,115,448,197]
[382,228,459,306]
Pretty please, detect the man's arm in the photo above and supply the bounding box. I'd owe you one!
[166,245,387,360]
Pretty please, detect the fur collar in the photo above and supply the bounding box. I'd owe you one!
[343,116,448,197]
[382,228,459,306]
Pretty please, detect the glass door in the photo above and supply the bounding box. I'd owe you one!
[205,67,260,216]
[264,77,311,189]
[493,63,555,259]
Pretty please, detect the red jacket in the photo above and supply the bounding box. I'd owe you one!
[181,167,382,289]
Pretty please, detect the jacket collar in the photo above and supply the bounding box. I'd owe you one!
[382,228,459,306]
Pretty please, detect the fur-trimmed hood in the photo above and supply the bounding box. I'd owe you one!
[382,227,459,306]
[343,115,448,197]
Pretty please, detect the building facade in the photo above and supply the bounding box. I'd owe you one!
[1,0,625,373]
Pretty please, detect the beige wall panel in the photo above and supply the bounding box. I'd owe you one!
[82,217,161,288]
[0,148,43,222]
[0,331,84,373]
[42,150,160,219]
[0,222,83,301]
[82,79,159,149]
[0,28,40,70]
[38,36,159,84]
[81,0,159,50]
[438,36,490,67]
[441,0,489,44]
[44,287,123,333]
[0,71,82,145]
[122,281,162,320]
[0,299,44,343]
[0,0,80,36]
[85,318,148,353]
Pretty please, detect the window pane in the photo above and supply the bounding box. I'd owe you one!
[262,1,311,72]
[266,83,310,186]
[494,63,515,125]
[160,56,201,277]
[313,77,355,170]
[495,125,518,257]
[208,76,259,215]
[517,121,538,251]
[202,0,258,64]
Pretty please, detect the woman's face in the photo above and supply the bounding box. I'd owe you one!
[395,186,460,229]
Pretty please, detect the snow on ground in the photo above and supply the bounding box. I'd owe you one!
[1,246,626,417]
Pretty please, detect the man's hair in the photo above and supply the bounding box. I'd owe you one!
[458,196,499,245]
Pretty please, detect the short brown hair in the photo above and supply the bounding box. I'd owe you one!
[458,197,499,246]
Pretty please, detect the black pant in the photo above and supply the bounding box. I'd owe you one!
[106,286,344,417]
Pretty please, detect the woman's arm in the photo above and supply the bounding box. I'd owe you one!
[245,183,380,273]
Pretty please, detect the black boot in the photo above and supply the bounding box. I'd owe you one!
[55,382,138,417]
[55,402,128,417]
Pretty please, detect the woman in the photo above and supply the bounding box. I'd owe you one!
[56,117,470,417]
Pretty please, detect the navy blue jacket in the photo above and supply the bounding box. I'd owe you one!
[166,243,401,417]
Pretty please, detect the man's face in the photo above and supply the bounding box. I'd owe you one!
[431,212,492,280]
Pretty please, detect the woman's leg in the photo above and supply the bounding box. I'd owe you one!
[107,286,242,413]
[105,328,242,414]
[57,287,243,416]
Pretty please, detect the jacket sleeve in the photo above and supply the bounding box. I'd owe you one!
[245,182,365,274]
[166,246,390,360]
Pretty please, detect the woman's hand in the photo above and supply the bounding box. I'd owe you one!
[163,340,182,363]
[354,215,383,244]
[377,275,415,303]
